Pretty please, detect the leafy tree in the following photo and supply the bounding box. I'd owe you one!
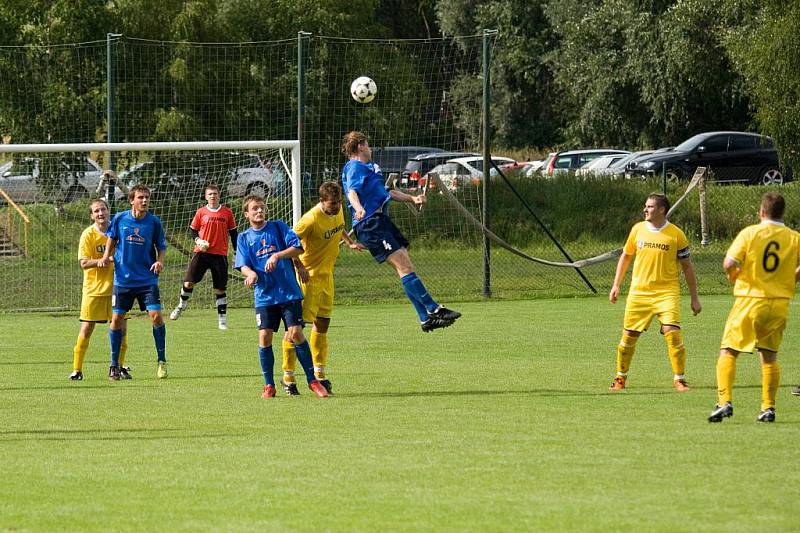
[724,0,800,166]
[436,0,560,148]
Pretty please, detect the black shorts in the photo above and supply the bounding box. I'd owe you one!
[355,212,409,263]
[255,300,304,331]
[185,252,228,290]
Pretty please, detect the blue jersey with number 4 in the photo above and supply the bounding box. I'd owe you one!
[106,210,167,287]
[342,159,390,227]
[235,220,303,307]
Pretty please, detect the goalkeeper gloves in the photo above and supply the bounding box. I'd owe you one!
[195,238,210,251]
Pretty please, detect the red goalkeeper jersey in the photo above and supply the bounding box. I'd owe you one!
[190,205,237,255]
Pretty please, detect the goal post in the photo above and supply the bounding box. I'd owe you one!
[0,140,300,312]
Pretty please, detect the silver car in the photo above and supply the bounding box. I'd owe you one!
[0,156,103,204]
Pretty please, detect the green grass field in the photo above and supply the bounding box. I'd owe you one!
[2,296,799,531]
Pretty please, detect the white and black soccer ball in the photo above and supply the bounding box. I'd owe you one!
[350,76,377,104]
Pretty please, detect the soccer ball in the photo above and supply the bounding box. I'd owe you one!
[350,76,377,104]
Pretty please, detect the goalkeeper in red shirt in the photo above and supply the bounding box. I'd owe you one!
[169,184,238,330]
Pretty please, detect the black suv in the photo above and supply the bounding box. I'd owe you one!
[371,146,443,177]
[626,131,789,185]
[400,151,479,187]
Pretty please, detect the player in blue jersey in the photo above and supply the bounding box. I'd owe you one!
[234,194,329,399]
[341,131,461,332]
[98,184,169,380]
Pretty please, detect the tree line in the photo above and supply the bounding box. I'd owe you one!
[0,0,796,165]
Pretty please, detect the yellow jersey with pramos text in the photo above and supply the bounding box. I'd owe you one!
[624,221,689,297]
[294,204,345,278]
[79,224,113,297]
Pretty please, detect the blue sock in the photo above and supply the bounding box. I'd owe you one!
[109,328,123,367]
[152,324,166,362]
[258,346,275,386]
[401,272,439,317]
[294,341,316,384]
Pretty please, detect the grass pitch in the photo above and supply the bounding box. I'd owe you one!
[1,296,799,531]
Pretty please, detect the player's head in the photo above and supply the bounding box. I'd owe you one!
[205,184,220,207]
[319,181,343,216]
[341,131,370,160]
[644,193,669,223]
[128,184,151,213]
[243,194,266,227]
[89,198,109,225]
[760,192,785,220]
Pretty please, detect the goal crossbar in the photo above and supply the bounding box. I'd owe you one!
[0,140,302,224]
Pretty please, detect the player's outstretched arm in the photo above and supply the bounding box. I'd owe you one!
[389,189,425,205]
[341,230,365,251]
[680,257,701,315]
[347,190,366,221]
[97,237,115,268]
[239,265,258,288]
[609,252,633,303]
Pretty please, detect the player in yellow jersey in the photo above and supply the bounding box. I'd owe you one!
[609,193,701,391]
[280,181,364,395]
[708,192,800,423]
[70,198,128,380]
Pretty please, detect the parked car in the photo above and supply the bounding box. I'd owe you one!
[400,151,479,187]
[0,156,103,204]
[575,154,628,177]
[625,132,788,184]
[371,146,443,177]
[225,153,287,198]
[543,149,631,176]
[426,156,517,189]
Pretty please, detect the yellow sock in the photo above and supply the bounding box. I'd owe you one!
[761,360,780,410]
[716,353,737,404]
[119,332,128,367]
[664,330,686,377]
[310,331,328,379]
[282,339,296,382]
[72,335,90,372]
[616,332,638,375]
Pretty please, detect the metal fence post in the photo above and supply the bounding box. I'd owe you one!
[482,29,497,298]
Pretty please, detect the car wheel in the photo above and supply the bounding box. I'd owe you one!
[246,182,272,197]
[757,168,783,185]
[665,169,682,183]
[63,186,88,203]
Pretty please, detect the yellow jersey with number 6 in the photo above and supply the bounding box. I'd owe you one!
[727,221,800,299]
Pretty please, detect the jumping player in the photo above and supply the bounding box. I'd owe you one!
[280,181,364,395]
[708,192,800,423]
[340,131,461,332]
[70,198,129,380]
[169,184,238,330]
[234,194,329,398]
[99,184,169,380]
[608,192,701,391]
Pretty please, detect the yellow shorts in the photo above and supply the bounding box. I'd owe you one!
[720,296,789,353]
[80,294,112,322]
[300,276,334,324]
[623,293,681,332]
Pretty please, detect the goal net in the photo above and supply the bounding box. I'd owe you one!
[0,141,299,312]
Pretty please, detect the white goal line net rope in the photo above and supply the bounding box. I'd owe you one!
[430,168,708,269]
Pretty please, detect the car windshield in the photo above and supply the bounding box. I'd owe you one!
[674,134,708,152]
[610,151,653,169]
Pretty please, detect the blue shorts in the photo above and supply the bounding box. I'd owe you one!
[355,212,409,263]
[255,300,304,331]
[112,285,162,314]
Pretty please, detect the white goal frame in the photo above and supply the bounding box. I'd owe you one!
[0,140,303,224]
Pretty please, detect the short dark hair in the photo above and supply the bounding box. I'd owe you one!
[319,181,342,201]
[647,193,670,214]
[761,192,785,219]
[128,184,150,201]
[341,131,368,158]
[205,183,220,193]
[89,197,108,213]
[242,194,265,212]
